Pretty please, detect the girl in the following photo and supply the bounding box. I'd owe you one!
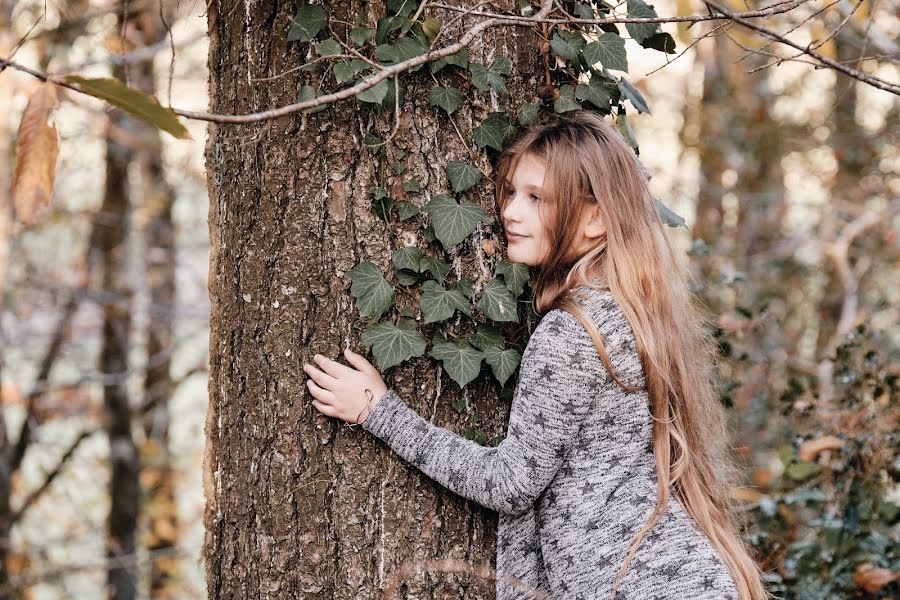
[303,110,768,600]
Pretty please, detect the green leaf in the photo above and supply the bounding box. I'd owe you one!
[483,346,522,387]
[387,0,417,17]
[616,112,639,151]
[786,461,821,482]
[618,77,650,114]
[422,16,441,40]
[428,86,465,114]
[349,261,395,319]
[356,76,390,104]
[654,197,687,229]
[393,161,406,175]
[379,76,406,108]
[398,201,420,220]
[469,63,508,95]
[297,85,327,114]
[575,76,613,112]
[553,84,581,113]
[420,255,451,283]
[476,277,519,323]
[496,258,530,296]
[450,277,475,299]
[315,38,342,56]
[490,56,512,75]
[583,32,628,72]
[446,161,483,193]
[372,196,393,221]
[361,319,427,371]
[393,246,424,273]
[420,280,472,323]
[375,15,407,44]
[640,31,676,53]
[549,31,581,61]
[451,397,466,413]
[422,194,490,247]
[625,0,660,44]
[470,324,505,351]
[473,112,517,151]
[63,75,190,139]
[429,338,484,387]
[350,27,373,47]
[423,223,437,244]
[375,35,429,68]
[398,306,417,318]
[334,59,369,84]
[573,2,594,19]
[517,101,541,126]
[429,48,469,74]
[403,178,421,193]
[288,4,327,42]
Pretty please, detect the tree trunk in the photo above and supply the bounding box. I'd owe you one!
[204,1,538,597]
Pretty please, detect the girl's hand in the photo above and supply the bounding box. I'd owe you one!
[302,348,388,425]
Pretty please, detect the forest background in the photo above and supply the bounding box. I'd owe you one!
[0,0,898,598]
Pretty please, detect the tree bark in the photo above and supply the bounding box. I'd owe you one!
[204,1,539,597]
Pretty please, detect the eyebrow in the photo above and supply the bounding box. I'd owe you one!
[503,179,543,191]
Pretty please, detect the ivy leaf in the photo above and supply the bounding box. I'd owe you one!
[297,85,327,114]
[288,4,327,42]
[575,76,613,112]
[429,338,484,387]
[573,2,594,19]
[617,77,650,114]
[476,277,519,323]
[490,56,512,75]
[349,261,395,318]
[483,346,522,387]
[473,112,517,151]
[375,15,407,45]
[334,59,369,84]
[403,178,421,193]
[398,201,420,220]
[387,0,417,17]
[350,27,373,47]
[583,32,628,72]
[450,277,475,299]
[315,38,342,56]
[423,223,437,244]
[361,319,427,371]
[429,48,469,74]
[422,16,441,41]
[469,63,508,95]
[470,324,505,351]
[446,161,483,193]
[624,0,660,44]
[640,31,676,53]
[517,101,541,126]
[375,36,429,72]
[549,31,581,61]
[553,84,581,113]
[496,258,530,297]
[356,77,390,104]
[616,112,639,151]
[398,306,417,318]
[393,246,424,273]
[422,194,490,247]
[654,197,687,229]
[420,255,451,283]
[420,280,472,323]
[428,86,465,115]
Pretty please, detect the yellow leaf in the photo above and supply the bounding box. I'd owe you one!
[11,81,60,226]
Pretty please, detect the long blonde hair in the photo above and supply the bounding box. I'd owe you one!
[493,110,769,600]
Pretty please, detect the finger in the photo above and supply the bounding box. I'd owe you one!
[311,398,338,418]
[303,362,338,391]
[344,347,376,374]
[306,379,335,404]
[312,353,357,378]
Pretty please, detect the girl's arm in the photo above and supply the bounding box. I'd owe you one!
[362,309,596,516]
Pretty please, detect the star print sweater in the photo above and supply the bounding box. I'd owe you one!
[361,285,739,599]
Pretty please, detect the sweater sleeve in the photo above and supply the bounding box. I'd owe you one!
[361,309,597,516]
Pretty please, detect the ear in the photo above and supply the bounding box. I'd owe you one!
[583,204,606,239]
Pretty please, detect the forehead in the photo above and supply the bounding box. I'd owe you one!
[505,153,546,189]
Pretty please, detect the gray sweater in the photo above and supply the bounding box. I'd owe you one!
[362,285,739,599]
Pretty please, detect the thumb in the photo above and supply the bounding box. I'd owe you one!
[344,347,375,374]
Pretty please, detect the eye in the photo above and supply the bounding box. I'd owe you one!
[530,194,541,202]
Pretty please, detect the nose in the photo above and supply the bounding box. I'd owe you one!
[502,191,523,228]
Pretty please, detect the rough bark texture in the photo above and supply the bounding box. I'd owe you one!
[204,1,541,597]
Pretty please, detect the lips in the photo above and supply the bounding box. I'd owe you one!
[507,232,529,240]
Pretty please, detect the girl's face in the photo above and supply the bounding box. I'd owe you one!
[501,153,552,266]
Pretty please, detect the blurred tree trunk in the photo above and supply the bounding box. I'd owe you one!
[127,2,182,596]
[95,6,140,597]
[203,1,538,597]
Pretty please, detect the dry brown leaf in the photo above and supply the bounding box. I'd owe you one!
[102,34,136,54]
[11,81,60,225]
[481,238,497,256]
[798,435,845,462]
[854,563,900,593]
